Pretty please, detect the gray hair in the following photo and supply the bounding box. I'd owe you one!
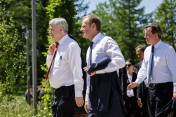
[49,18,68,33]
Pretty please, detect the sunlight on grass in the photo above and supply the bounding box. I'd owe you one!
[0,95,52,117]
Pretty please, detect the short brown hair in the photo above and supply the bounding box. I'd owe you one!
[144,24,162,39]
[135,45,146,52]
[82,15,101,31]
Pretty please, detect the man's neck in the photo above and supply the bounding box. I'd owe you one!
[152,38,160,46]
[56,33,67,42]
[90,31,101,41]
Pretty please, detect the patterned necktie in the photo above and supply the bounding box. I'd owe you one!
[89,41,94,65]
[146,46,154,87]
[45,42,59,83]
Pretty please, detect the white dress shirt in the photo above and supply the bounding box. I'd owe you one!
[85,33,125,101]
[46,34,83,97]
[136,40,176,92]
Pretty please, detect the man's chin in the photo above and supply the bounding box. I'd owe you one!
[51,38,57,41]
[82,35,87,39]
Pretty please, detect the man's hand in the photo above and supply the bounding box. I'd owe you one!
[83,67,87,73]
[83,67,96,76]
[173,92,176,99]
[48,43,56,55]
[75,97,84,107]
[127,82,138,90]
[89,71,96,76]
[137,98,143,108]
[84,101,89,113]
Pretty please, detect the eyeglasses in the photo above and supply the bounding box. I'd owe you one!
[126,64,132,67]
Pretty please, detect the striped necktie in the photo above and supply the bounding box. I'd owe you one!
[45,42,59,83]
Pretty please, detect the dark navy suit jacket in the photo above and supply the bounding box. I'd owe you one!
[87,58,126,117]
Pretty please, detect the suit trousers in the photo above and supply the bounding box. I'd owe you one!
[148,82,173,117]
[52,85,75,117]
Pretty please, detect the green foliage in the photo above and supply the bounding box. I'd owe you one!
[39,77,54,111]
[46,0,77,34]
[154,0,176,50]
[0,0,51,86]
[0,6,26,97]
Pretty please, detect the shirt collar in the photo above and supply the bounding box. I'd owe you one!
[58,34,68,45]
[91,33,102,43]
[154,40,162,49]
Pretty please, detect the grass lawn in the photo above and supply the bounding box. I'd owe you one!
[0,95,52,117]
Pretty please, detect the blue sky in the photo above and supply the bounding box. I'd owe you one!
[84,0,163,14]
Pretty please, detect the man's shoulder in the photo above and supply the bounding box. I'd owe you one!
[102,35,112,40]
[100,35,116,44]
[65,37,78,45]
[138,61,143,65]
[161,41,173,49]
[137,61,143,70]
[65,38,80,50]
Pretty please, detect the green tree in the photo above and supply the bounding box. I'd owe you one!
[154,0,176,50]
[0,0,49,88]
[92,0,149,61]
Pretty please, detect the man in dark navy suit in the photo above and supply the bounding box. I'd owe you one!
[135,45,149,117]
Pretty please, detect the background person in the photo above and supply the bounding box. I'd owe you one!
[37,85,46,102]
[135,45,149,117]
[25,86,33,104]
[125,59,139,117]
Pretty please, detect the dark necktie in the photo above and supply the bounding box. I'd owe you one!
[147,46,154,87]
[45,42,59,83]
[89,41,94,65]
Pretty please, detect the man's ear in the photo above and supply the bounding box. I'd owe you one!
[59,26,64,31]
[154,33,158,38]
[91,23,96,29]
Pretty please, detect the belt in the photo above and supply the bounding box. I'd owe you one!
[149,83,158,87]
[149,82,172,87]
[55,85,74,91]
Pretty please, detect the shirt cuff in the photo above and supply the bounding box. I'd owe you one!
[135,79,141,85]
[96,70,105,74]
[75,91,82,97]
[173,82,176,92]
[85,87,90,101]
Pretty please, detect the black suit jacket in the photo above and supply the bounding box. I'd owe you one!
[119,67,137,101]
[136,61,147,101]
